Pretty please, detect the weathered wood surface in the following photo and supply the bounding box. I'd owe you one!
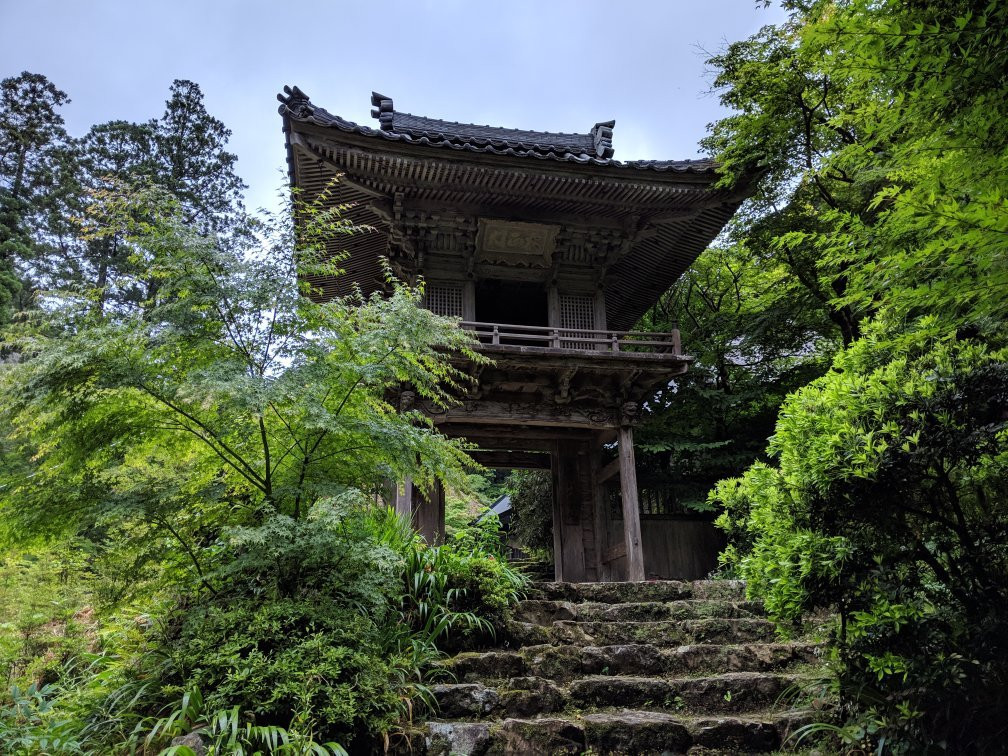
[618,425,646,582]
[415,479,445,546]
[598,457,621,484]
[395,477,414,520]
[641,519,725,581]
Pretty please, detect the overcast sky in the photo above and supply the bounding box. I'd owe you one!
[1,0,784,214]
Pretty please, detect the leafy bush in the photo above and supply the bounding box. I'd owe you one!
[144,686,347,755]
[150,495,423,748]
[118,496,523,750]
[0,548,95,690]
[715,324,1008,751]
[402,519,527,653]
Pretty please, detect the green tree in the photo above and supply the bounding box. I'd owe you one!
[506,469,553,556]
[707,0,1008,750]
[152,79,246,235]
[0,72,73,320]
[0,183,481,588]
[70,120,155,311]
[637,239,835,507]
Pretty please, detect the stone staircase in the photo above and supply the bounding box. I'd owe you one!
[425,580,822,755]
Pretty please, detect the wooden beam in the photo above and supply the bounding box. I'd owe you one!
[618,425,645,582]
[430,400,615,429]
[437,425,608,453]
[468,449,551,469]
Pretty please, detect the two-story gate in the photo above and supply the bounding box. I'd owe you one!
[279,87,747,581]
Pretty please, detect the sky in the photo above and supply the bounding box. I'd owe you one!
[1,0,785,214]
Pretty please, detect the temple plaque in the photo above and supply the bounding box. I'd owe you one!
[476,219,558,267]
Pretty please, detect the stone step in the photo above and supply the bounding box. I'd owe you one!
[503,616,778,648]
[513,598,765,624]
[426,709,811,755]
[445,641,822,682]
[432,671,800,720]
[568,672,798,713]
[529,580,747,605]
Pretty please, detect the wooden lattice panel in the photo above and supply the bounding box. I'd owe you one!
[425,283,463,318]
[560,294,595,348]
[608,483,688,519]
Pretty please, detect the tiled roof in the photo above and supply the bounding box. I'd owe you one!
[278,85,717,173]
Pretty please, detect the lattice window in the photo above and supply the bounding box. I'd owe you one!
[559,294,595,349]
[425,283,463,318]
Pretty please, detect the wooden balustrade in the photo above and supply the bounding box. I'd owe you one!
[459,321,682,356]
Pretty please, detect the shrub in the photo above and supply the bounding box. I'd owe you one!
[715,324,1008,752]
[401,518,527,653]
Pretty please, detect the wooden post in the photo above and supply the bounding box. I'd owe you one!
[547,285,561,348]
[463,280,476,321]
[593,289,607,352]
[590,446,608,580]
[550,446,564,582]
[618,425,645,582]
[416,480,445,545]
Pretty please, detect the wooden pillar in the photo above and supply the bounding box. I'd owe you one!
[550,448,564,582]
[590,445,608,579]
[396,477,445,545]
[618,425,645,582]
[593,289,607,352]
[547,285,561,348]
[416,480,445,545]
[463,280,476,321]
[552,440,593,582]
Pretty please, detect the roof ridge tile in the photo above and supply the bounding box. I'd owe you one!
[278,85,718,173]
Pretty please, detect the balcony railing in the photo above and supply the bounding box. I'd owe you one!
[460,321,682,356]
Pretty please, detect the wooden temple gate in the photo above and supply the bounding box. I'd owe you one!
[279,87,745,581]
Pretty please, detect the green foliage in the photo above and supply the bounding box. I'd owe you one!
[0,73,249,318]
[505,469,553,555]
[706,1,1008,751]
[0,681,86,755]
[0,171,508,748]
[0,547,94,691]
[150,79,246,235]
[0,72,74,322]
[637,241,835,508]
[0,181,480,561]
[716,325,1008,750]
[145,686,348,755]
[401,514,527,654]
[155,497,414,747]
[444,470,504,536]
[0,66,533,753]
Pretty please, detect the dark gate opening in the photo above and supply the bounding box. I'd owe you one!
[475,281,548,346]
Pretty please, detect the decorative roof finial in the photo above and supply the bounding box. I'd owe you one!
[277,85,314,119]
[592,121,615,159]
[370,92,394,131]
